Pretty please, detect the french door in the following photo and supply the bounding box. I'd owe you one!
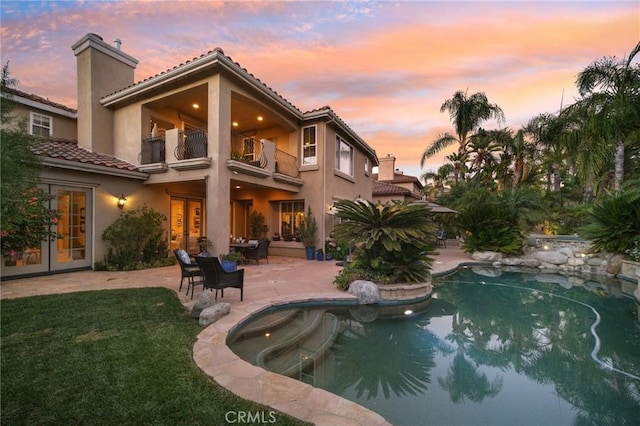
[170,198,204,254]
[2,185,92,276]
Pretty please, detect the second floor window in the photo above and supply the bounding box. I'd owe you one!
[335,135,353,176]
[302,126,317,165]
[31,112,51,137]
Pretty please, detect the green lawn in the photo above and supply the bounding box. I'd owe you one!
[1,288,310,425]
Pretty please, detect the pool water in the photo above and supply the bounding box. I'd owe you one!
[227,268,640,425]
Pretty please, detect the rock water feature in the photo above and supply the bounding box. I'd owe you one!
[471,235,640,306]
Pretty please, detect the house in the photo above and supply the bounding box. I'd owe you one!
[372,154,424,204]
[1,33,378,278]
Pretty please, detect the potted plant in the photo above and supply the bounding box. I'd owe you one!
[220,250,243,272]
[272,232,281,241]
[198,237,213,256]
[298,206,317,260]
[249,210,266,240]
[316,248,324,261]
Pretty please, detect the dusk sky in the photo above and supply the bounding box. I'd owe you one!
[1,1,638,177]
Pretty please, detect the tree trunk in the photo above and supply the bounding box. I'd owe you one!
[614,142,625,191]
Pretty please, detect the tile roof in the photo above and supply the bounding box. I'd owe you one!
[373,172,422,186]
[372,181,421,199]
[103,47,302,115]
[1,87,77,115]
[31,137,139,171]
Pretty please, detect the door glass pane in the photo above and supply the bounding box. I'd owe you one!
[188,200,202,253]
[56,190,86,262]
[170,199,185,252]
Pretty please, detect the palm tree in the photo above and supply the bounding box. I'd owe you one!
[574,41,640,191]
[421,163,454,198]
[524,113,568,205]
[332,200,435,284]
[444,151,469,183]
[466,128,504,184]
[421,90,505,167]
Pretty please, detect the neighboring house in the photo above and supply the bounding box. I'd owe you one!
[1,32,378,278]
[372,154,424,204]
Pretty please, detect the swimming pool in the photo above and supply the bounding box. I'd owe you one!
[227,268,640,425]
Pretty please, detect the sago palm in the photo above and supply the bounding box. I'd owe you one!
[332,200,435,284]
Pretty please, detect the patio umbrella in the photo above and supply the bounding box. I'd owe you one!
[411,200,458,214]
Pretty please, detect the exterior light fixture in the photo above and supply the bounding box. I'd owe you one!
[117,194,127,209]
[192,103,199,109]
[257,115,263,121]
[232,121,239,127]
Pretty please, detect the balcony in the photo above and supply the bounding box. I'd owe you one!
[138,137,168,173]
[226,138,302,186]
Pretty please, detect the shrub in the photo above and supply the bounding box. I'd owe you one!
[331,200,435,286]
[101,205,169,270]
[579,187,640,254]
[449,185,545,255]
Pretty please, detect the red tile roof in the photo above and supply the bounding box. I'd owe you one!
[31,137,139,171]
[372,181,421,199]
[2,87,77,115]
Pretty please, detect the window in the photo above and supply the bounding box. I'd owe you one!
[335,135,354,176]
[280,201,305,237]
[302,126,317,165]
[364,157,369,174]
[243,137,255,161]
[30,112,51,137]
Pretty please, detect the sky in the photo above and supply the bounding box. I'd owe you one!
[1,1,638,178]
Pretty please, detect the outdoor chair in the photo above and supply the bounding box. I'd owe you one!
[243,240,270,265]
[173,249,204,299]
[436,230,447,249]
[195,256,244,301]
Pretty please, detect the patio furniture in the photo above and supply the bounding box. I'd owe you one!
[195,256,244,301]
[243,240,270,265]
[436,230,447,248]
[173,249,204,299]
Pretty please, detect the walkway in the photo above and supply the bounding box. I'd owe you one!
[1,246,473,426]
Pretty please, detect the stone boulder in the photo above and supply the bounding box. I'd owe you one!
[348,280,381,305]
[191,290,217,318]
[605,254,624,275]
[559,247,574,258]
[567,257,586,267]
[534,250,568,265]
[199,302,231,326]
[472,251,503,262]
[501,257,522,266]
[521,258,541,268]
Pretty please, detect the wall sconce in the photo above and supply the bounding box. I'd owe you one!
[117,194,127,209]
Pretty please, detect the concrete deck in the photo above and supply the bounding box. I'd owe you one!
[1,246,473,426]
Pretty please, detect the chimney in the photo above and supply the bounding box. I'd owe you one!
[114,38,122,50]
[378,154,396,181]
[72,33,138,154]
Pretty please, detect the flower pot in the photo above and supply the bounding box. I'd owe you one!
[316,252,324,261]
[305,247,315,260]
[221,259,237,272]
[325,254,333,261]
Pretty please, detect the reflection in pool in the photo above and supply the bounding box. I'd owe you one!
[227,268,640,425]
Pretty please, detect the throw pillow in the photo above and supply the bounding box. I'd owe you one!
[177,249,191,265]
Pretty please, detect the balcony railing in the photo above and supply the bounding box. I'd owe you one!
[140,137,166,164]
[175,129,208,160]
[275,149,299,178]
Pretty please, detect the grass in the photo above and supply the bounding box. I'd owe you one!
[1,288,310,426]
